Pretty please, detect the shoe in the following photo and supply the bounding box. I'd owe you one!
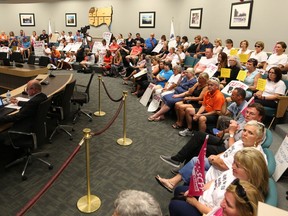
[160,155,180,168]
[155,175,174,193]
[179,128,193,137]
[172,123,182,129]
[171,167,180,175]
[129,62,134,67]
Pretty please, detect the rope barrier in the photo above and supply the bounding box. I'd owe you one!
[17,81,127,215]
[91,99,124,136]
[16,139,85,216]
[101,79,123,102]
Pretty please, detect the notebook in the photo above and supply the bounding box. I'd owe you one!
[0,98,17,118]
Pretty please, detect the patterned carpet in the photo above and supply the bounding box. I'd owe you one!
[0,70,191,216]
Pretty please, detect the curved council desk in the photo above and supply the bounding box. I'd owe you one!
[0,64,48,92]
[0,73,74,132]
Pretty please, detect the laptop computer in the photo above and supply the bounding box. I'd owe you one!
[0,98,17,118]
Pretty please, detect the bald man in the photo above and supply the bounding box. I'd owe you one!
[0,80,47,132]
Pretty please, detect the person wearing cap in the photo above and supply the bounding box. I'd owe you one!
[179,77,225,136]
[43,43,51,58]
[20,36,31,58]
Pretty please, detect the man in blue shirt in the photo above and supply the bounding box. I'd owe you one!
[144,33,157,54]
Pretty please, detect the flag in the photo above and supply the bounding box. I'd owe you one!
[188,135,209,197]
[48,20,52,37]
[169,20,175,41]
[239,96,255,118]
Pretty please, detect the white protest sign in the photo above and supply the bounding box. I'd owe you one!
[63,43,73,52]
[273,135,288,181]
[57,44,64,51]
[203,64,218,78]
[133,69,147,79]
[152,43,164,53]
[34,41,45,56]
[70,42,82,52]
[221,80,248,96]
[140,83,155,106]
[147,93,161,112]
[92,41,102,54]
[102,32,112,46]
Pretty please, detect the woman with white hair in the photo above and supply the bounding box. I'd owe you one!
[220,55,241,86]
[113,190,162,216]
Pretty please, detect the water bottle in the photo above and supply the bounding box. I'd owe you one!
[6,90,11,102]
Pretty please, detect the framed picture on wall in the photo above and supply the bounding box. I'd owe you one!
[65,13,77,27]
[139,12,155,28]
[229,1,253,29]
[189,8,203,29]
[19,13,35,26]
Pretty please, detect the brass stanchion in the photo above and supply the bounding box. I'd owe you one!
[94,75,106,117]
[117,91,133,146]
[77,128,101,213]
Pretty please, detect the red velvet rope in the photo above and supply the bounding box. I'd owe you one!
[17,82,126,215]
[101,79,124,102]
[16,139,84,216]
[91,99,124,136]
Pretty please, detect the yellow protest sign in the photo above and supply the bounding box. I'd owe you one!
[238,54,249,63]
[230,49,238,56]
[236,70,247,81]
[256,78,267,91]
[220,68,231,78]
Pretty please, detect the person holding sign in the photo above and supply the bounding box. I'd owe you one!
[167,147,268,216]
[220,55,241,86]
[254,67,286,108]
[242,58,261,98]
[237,40,252,55]
[179,77,225,136]
[222,39,234,56]
[125,40,142,66]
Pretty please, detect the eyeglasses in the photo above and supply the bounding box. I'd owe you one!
[231,178,254,213]
[254,45,261,48]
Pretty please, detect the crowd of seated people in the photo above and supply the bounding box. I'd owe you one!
[1,29,288,215]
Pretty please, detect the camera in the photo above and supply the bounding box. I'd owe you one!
[78,25,90,35]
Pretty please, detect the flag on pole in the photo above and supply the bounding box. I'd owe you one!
[188,135,209,197]
[48,20,52,37]
[169,19,175,41]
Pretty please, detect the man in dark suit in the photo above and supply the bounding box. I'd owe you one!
[0,80,47,138]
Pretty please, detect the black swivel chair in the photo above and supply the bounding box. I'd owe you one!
[27,55,36,65]
[39,56,50,67]
[71,71,95,123]
[5,97,53,180]
[10,52,24,63]
[48,80,76,142]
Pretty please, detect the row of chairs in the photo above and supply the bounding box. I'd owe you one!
[5,71,95,180]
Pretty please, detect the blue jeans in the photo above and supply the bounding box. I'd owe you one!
[179,157,211,183]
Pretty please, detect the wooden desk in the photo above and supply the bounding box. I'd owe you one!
[0,73,73,132]
[0,64,48,91]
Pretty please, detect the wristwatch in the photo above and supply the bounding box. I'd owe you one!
[229,133,234,138]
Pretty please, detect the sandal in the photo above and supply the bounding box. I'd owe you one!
[172,123,182,129]
[155,175,174,193]
[148,116,155,121]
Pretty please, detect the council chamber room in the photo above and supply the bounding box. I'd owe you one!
[0,0,287,215]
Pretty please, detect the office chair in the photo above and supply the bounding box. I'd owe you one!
[48,80,76,142]
[27,55,36,65]
[71,71,95,123]
[264,80,288,129]
[5,97,53,181]
[39,56,51,67]
[10,52,24,63]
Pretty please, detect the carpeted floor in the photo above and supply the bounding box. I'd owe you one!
[0,70,287,215]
